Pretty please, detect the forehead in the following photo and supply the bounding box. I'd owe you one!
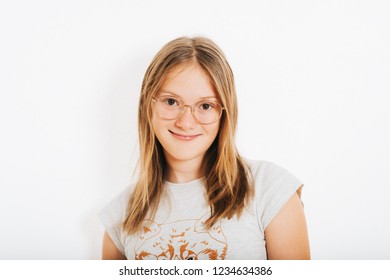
[159,63,218,101]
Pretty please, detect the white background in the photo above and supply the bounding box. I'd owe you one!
[0,0,389,259]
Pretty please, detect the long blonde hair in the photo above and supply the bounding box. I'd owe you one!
[123,36,254,234]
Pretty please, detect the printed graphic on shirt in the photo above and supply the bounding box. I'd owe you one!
[134,213,227,260]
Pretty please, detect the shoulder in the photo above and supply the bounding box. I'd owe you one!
[243,158,304,230]
[243,158,301,189]
[98,184,135,226]
[244,158,279,175]
[98,184,135,258]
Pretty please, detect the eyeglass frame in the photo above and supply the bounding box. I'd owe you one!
[151,95,225,125]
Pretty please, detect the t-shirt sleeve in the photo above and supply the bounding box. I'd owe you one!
[98,187,132,256]
[251,161,304,232]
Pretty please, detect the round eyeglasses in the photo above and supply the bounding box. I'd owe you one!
[152,95,224,125]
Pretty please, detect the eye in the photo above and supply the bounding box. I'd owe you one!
[162,97,179,107]
[198,102,215,111]
[186,253,197,260]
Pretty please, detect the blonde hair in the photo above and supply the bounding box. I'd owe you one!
[123,36,254,234]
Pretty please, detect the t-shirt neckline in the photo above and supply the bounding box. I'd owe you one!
[164,177,204,187]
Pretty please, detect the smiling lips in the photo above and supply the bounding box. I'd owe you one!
[169,130,201,141]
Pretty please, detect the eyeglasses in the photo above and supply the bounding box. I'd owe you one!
[152,95,224,125]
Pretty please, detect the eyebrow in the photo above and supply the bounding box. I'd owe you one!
[159,90,218,100]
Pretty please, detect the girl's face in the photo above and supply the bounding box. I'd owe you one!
[152,63,220,166]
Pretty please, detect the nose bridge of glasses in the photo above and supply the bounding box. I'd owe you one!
[183,104,198,123]
[178,104,195,115]
[183,103,193,110]
[175,103,199,126]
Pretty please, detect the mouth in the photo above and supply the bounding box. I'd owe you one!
[169,130,201,141]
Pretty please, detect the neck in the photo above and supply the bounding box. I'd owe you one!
[164,154,204,183]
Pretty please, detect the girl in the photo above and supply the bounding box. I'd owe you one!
[99,36,310,260]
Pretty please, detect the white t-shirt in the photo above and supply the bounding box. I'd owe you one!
[98,159,303,260]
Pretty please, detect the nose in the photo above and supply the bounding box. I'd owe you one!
[175,105,197,129]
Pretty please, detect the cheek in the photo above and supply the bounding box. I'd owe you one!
[151,114,158,132]
[152,113,165,135]
[151,114,173,147]
[205,122,220,143]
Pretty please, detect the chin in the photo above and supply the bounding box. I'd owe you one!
[164,149,206,163]
[170,153,204,162]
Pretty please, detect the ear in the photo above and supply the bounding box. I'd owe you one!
[193,212,210,231]
[135,220,161,249]
[194,212,226,243]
